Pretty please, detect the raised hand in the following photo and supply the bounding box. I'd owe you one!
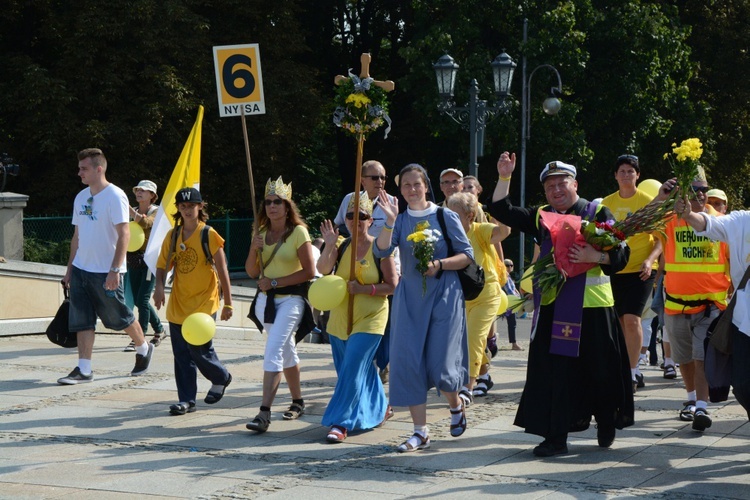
[497,151,517,179]
[378,191,398,223]
[320,219,339,247]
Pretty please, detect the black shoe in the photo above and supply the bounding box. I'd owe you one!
[205,373,232,404]
[169,402,196,415]
[692,408,712,431]
[130,343,154,376]
[57,367,93,385]
[533,440,568,457]
[635,373,645,388]
[597,424,616,448]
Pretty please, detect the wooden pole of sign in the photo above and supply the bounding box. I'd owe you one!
[240,107,263,277]
[335,53,395,335]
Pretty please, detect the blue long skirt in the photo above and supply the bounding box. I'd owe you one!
[322,332,388,431]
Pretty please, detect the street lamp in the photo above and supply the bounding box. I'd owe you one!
[433,51,516,177]
[517,18,563,281]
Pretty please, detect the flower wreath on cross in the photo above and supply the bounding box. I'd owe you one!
[333,70,392,138]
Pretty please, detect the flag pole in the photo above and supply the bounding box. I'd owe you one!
[240,107,264,277]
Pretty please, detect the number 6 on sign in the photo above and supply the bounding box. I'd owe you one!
[213,44,266,117]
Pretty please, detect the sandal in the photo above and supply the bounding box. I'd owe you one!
[450,404,467,437]
[123,341,136,352]
[459,387,473,407]
[204,373,232,404]
[397,432,430,453]
[663,364,677,379]
[246,410,271,433]
[472,375,494,397]
[150,331,166,347]
[169,402,196,416]
[326,425,347,443]
[377,405,394,427]
[282,402,305,420]
[679,401,696,422]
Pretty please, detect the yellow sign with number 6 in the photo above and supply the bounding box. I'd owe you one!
[213,44,266,117]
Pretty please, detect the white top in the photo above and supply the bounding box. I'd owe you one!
[71,184,130,273]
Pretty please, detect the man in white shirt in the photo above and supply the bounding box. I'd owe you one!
[335,160,398,238]
[59,148,154,384]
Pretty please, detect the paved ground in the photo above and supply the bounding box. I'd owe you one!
[1,317,749,499]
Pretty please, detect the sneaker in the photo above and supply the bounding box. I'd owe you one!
[533,440,568,457]
[692,408,712,431]
[123,341,135,352]
[150,331,166,347]
[458,387,473,408]
[130,343,154,376]
[663,364,677,379]
[635,372,645,388]
[679,401,696,422]
[57,367,93,385]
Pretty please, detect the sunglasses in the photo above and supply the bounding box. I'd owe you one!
[346,212,371,221]
[264,199,284,206]
[691,186,710,194]
[365,175,387,181]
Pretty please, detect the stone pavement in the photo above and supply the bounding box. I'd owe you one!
[0,318,749,499]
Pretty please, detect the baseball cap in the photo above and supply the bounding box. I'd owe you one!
[175,187,202,204]
[440,168,464,180]
[132,180,158,201]
[706,189,727,202]
[539,161,577,182]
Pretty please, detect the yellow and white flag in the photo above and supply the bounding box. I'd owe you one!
[144,105,204,274]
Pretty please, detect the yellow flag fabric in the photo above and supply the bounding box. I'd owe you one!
[144,105,204,274]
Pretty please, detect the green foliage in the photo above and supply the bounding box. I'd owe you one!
[23,237,71,266]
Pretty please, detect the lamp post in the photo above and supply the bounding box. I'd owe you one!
[433,51,516,178]
[517,18,563,282]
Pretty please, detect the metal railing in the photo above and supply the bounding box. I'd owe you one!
[23,215,254,272]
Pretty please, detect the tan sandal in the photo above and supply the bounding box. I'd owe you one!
[282,402,305,420]
[246,410,271,433]
[397,432,430,453]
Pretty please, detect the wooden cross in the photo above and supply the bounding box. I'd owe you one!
[333,53,394,335]
[335,53,395,91]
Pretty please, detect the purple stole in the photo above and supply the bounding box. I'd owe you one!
[532,201,599,358]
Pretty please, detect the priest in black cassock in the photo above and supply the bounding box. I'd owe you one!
[487,152,634,457]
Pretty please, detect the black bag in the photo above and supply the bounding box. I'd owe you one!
[436,208,485,301]
[46,287,78,348]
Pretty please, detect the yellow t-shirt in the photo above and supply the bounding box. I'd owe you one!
[467,222,504,302]
[327,239,389,340]
[602,189,658,274]
[259,225,311,279]
[157,222,223,324]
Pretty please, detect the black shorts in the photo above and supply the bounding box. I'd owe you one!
[611,270,657,317]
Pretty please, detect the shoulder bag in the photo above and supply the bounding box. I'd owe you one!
[436,208,485,301]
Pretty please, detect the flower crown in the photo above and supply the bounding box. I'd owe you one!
[265,176,292,200]
[347,191,374,215]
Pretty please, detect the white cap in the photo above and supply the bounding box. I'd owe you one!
[539,161,576,182]
[440,168,463,180]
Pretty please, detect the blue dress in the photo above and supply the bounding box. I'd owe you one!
[373,204,472,406]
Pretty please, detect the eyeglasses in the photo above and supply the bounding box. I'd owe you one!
[691,186,710,194]
[365,175,387,181]
[264,199,284,206]
[441,180,462,186]
[617,154,639,163]
[346,212,371,221]
[507,264,514,268]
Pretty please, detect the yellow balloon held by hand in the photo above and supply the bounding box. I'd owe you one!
[182,312,216,346]
[496,289,509,315]
[638,179,662,199]
[128,221,145,252]
[309,275,347,311]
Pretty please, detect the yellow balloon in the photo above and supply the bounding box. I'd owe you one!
[128,221,146,252]
[519,266,534,294]
[182,312,216,345]
[638,179,662,199]
[496,289,509,315]
[309,275,347,311]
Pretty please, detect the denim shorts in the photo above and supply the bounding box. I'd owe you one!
[69,266,136,332]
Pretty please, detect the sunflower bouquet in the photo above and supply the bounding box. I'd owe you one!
[406,221,442,295]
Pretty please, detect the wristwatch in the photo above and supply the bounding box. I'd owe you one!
[109,267,120,273]
[271,279,278,288]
